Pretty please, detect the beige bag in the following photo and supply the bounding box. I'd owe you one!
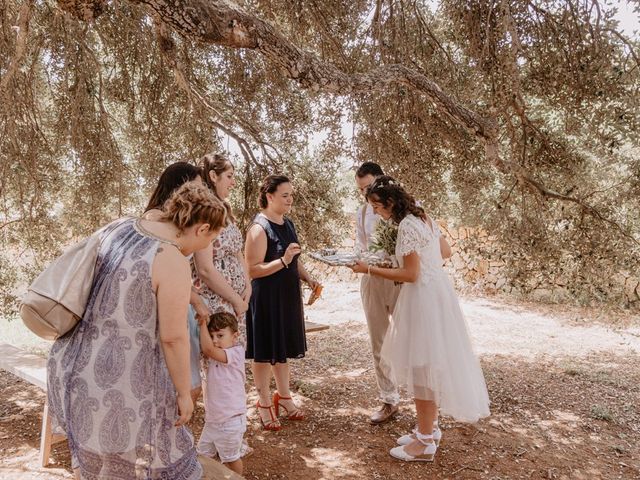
[20,234,101,340]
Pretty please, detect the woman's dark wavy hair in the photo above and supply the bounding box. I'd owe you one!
[365,175,426,224]
[258,175,291,209]
[145,162,202,212]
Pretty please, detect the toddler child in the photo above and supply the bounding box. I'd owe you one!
[197,311,247,475]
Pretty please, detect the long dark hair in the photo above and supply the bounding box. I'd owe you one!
[258,175,290,209]
[365,175,426,224]
[145,162,202,212]
[199,152,236,222]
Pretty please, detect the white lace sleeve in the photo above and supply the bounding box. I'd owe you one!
[396,216,430,257]
[432,219,442,238]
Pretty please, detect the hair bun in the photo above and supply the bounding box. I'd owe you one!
[161,181,228,232]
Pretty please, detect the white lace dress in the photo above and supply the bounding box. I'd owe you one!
[380,214,490,422]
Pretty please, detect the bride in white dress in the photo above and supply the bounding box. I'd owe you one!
[351,176,490,462]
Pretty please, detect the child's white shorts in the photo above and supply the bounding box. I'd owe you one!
[197,414,247,463]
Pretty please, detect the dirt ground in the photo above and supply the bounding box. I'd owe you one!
[1,289,639,479]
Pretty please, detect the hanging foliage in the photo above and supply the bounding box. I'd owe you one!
[1,0,639,311]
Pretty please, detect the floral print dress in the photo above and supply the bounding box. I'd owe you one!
[192,222,247,344]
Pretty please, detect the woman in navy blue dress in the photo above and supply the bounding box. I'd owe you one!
[245,175,320,430]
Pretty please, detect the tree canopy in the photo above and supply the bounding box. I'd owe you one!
[1,0,639,310]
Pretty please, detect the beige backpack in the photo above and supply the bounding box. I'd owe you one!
[20,233,102,340]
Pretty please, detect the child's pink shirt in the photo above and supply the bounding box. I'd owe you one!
[203,344,247,424]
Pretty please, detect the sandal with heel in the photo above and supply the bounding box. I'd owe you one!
[256,401,281,431]
[390,431,438,462]
[273,392,305,420]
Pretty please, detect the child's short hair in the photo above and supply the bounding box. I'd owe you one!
[207,311,239,333]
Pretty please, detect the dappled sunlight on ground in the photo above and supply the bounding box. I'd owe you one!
[301,448,365,478]
[335,367,370,378]
[306,281,640,359]
[2,288,640,478]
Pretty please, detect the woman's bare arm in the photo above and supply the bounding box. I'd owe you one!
[352,251,421,283]
[153,246,193,425]
[245,224,288,279]
[194,243,243,305]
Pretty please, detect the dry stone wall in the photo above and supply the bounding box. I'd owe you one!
[305,219,640,309]
[438,222,640,307]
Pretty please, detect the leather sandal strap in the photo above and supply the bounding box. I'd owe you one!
[257,405,279,424]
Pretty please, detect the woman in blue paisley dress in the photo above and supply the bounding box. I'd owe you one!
[142,162,210,405]
[192,153,251,345]
[47,182,227,479]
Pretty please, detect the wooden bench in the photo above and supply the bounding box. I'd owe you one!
[0,343,244,478]
[0,342,66,467]
[304,320,330,333]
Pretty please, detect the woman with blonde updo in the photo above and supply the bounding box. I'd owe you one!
[47,182,227,479]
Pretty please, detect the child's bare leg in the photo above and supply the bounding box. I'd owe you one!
[224,458,243,475]
[404,399,437,456]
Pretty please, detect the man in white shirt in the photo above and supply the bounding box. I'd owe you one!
[354,162,401,424]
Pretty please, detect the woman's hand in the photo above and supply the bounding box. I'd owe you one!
[192,300,210,326]
[241,284,252,303]
[231,294,249,317]
[175,392,194,426]
[305,277,320,291]
[349,260,369,274]
[283,242,301,265]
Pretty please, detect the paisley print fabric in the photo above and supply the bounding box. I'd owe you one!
[47,218,202,479]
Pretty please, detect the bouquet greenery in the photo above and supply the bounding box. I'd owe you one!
[369,219,398,257]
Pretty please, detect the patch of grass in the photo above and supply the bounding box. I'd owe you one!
[293,380,319,398]
[559,363,627,389]
[589,404,615,422]
[622,402,637,414]
[612,445,626,455]
[560,361,582,377]
[587,369,626,389]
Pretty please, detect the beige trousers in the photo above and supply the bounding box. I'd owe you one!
[360,274,401,405]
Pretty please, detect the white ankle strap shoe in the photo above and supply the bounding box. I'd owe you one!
[390,432,438,462]
[397,424,442,447]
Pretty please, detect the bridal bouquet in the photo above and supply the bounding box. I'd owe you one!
[369,219,398,257]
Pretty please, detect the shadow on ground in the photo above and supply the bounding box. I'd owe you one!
[1,322,639,479]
